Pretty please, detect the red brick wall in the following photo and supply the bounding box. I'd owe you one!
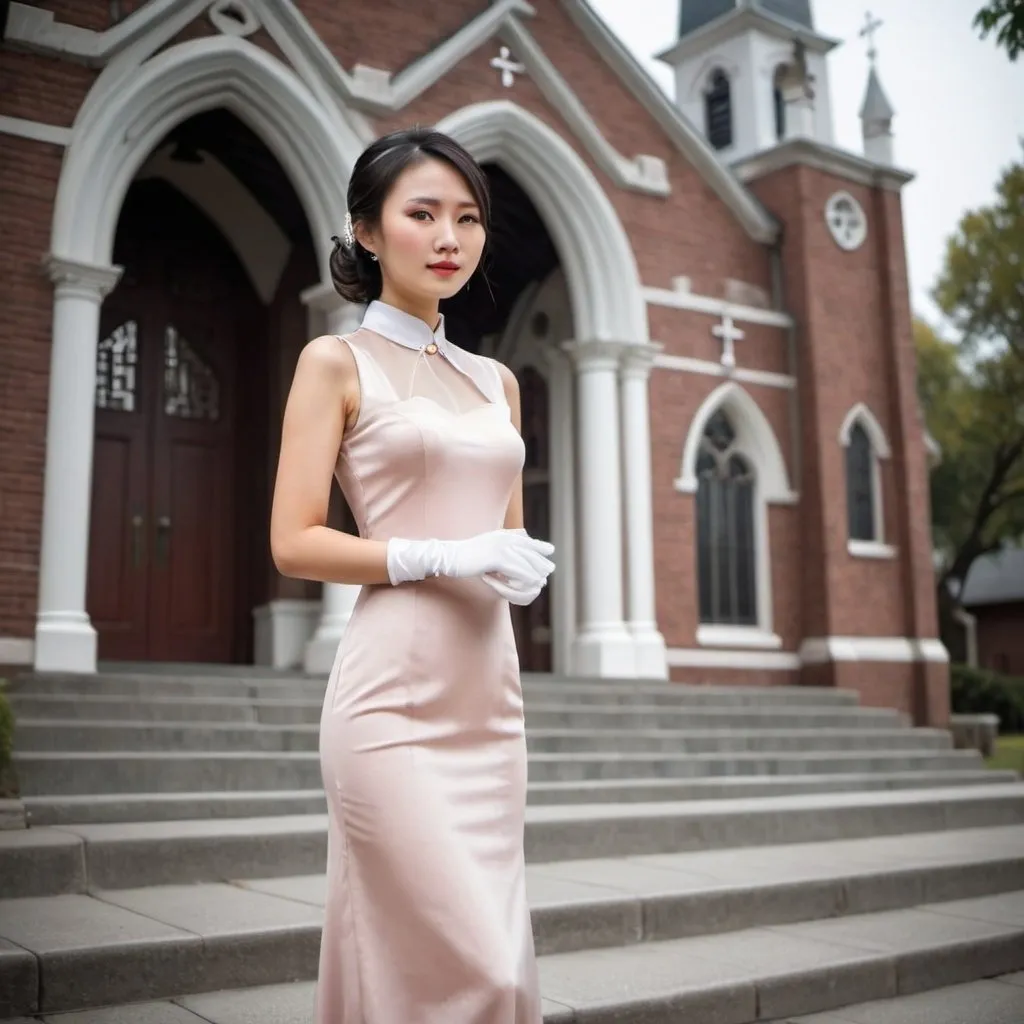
[0,0,943,716]
[0,136,64,640]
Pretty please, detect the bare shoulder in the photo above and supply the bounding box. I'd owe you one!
[292,334,359,400]
[296,334,355,377]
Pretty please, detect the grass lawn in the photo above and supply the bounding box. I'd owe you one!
[986,734,1024,775]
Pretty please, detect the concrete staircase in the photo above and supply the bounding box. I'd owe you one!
[1,666,1023,1023]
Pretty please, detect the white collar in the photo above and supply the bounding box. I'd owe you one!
[361,300,449,356]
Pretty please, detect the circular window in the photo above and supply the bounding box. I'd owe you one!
[824,191,867,251]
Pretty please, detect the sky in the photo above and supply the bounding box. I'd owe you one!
[587,0,1024,325]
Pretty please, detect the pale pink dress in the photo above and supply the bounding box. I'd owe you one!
[314,300,542,1023]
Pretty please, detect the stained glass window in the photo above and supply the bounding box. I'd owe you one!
[95,321,138,412]
[163,326,220,420]
[696,411,756,625]
[846,423,876,541]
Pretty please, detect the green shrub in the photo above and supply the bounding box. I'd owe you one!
[951,664,1024,733]
[0,680,14,797]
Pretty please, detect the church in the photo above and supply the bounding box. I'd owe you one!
[0,0,948,724]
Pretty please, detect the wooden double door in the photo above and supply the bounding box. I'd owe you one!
[87,182,260,663]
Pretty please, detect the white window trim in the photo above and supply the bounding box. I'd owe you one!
[696,624,783,649]
[847,539,897,560]
[839,402,892,553]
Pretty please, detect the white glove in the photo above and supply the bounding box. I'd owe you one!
[387,529,554,588]
[482,573,545,606]
[481,528,550,605]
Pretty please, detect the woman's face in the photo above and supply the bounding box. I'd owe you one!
[358,157,486,306]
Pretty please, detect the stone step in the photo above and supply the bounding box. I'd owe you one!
[11,719,953,755]
[774,972,1024,1023]
[12,670,863,707]
[20,770,1017,826]
[8,693,907,730]
[10,747,986,795]
[3,785,1022,898]
[2,836,1022,1018]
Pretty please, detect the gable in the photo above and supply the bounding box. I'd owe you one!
[4,0,778,243]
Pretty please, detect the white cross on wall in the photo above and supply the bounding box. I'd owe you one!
[491,46,525,88]
[712,311,745,371]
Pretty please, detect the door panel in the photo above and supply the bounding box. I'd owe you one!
[150,321,236,663]
[88,316,150,661]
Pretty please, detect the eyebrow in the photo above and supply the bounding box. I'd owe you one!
[405,196,480,210]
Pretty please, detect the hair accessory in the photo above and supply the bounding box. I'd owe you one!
[342,211,355,248]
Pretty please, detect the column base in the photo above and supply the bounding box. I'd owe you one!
[253,600,320,670]
[572,627,637,678]
[303,620,348,675]
[33,613,97,674]
[629,624,668,679]
[303,583,362,675]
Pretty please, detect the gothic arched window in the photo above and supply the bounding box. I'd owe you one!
[704,70,733,150]
[845,422,876,542]
[696,410,756,625]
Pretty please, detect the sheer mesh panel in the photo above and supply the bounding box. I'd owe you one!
[343,328,502,415]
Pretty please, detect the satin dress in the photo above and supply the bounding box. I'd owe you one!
[314,300,542,1024]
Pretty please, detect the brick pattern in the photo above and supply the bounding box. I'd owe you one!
[0,0,946,721]
[0,134,65,639]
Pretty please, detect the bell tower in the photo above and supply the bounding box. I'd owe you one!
[657,0,839,162]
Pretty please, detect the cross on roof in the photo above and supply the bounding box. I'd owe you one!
[860,10,884,62]
[712,311,745,372]
[490,46,525,89]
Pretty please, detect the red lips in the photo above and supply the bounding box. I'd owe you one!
[428,261,460,271]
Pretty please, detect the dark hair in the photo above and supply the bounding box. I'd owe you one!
[330,128,490,304]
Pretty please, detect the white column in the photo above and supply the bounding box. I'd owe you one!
[620,344,668,678]
[300,283,364,674]
[34,255,123,674]
[562,341,635,677]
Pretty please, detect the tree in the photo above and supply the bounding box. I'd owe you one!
[974,0,1024,60]
[920,147,1024,647]
[917,321,1024,577]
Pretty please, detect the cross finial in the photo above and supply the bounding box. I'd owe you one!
[712,311,745,372]
[859,10,884,62]
[490,46,525,89]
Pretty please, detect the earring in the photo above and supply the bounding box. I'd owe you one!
[369,253,378,262]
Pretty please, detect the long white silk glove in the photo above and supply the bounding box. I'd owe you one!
[386,529,554,588]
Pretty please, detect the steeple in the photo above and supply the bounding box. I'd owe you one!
[858,11,896,164]
[659,0,839,162]
[679,0,814,38]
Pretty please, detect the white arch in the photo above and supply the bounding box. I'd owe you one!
[52,34,365,283]
[838,402,892,458]
[687,56,742,101]
[437,100,649,345]
[675,382,796,503]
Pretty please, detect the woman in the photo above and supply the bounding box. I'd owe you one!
[270,127,554,1023]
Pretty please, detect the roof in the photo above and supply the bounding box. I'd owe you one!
[679,0,814,37]
[961,548,1024,607]
[859,65,895,122]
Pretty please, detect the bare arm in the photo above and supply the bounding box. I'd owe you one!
[270,335,391,585]
[496,362,526,532]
